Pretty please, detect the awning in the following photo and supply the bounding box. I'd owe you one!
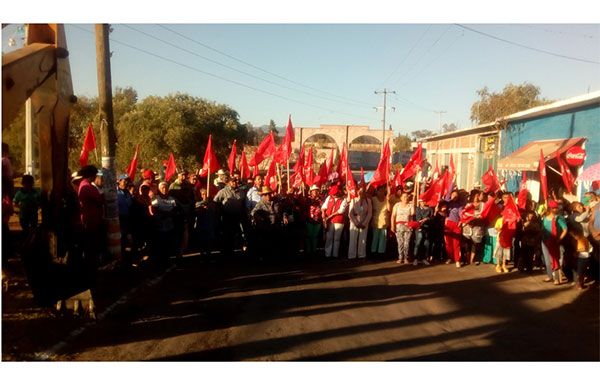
[497,137,585,171]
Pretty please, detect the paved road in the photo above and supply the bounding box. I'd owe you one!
[45,257,598,361]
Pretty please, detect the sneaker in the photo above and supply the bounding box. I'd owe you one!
[495,265,502,273]
[502,266,509,273]
[456,262,461,268]
[421,260,430,266]
[413,260,418,266]
[445,259,452,265]
[396,259,403,264]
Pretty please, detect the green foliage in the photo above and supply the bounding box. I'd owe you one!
[115,92,248,174]
[2,106,25,174]
[410,129,437,139]
[393,134,412,152]
[470,82,552,124]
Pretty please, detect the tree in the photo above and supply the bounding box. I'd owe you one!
[470,82,553,124]
[441,123,457,132]
[115,92,247,173]
[393,134,412,152]
[268,119,278,135]
[410,129,436,140]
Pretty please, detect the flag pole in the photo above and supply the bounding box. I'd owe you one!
[277,162,282,194]
[207,163,211,198]
[287,159,290,192]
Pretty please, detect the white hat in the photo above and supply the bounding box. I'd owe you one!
[309,185,319,191]
[217,169,227,175]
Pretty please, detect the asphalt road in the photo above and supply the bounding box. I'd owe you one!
[38,256,599,361]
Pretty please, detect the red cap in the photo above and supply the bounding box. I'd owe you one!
[142,169,155,180]
[329,184,340,196]
[548,200,559,209]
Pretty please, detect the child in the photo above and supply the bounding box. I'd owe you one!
[494,214,515,273]
[569,228,593,290]
[13,174,41,234]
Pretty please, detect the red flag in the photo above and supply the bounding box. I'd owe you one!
[164,153,177,182]
[502,194,520,228]
[557,155,575,194]
[482,165,501,193]
[392,166,403,188]
[337,143,348,180]
[274,114,295,163]
[539,149,548,203]
[250,132,276,167]
[517,172,528,210]
[265,158,278,191]
[294,144,305,174]
[448,154,455,177]
[346,162,357,198]
[126,144,140,182]
[79,123,97,167]
[360,167,366,188]
[304,147,315,186]
[398,143,423,183]
[481,195,502,226]
[370,139,391,188]
[314,162,328,187]
[199,134,220,177]
[326,148,335,176]
[290,169,304,189]
[420,170,450,207]
[228,140,237,174]
[239,150,250,180]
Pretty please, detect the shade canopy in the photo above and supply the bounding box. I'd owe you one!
[497,137,585,171]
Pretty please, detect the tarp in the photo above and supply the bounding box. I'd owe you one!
[497,137,585,171]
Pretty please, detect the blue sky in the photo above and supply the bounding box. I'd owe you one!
[3,23,599,136]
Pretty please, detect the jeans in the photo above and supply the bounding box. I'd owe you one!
[413,229,430,260]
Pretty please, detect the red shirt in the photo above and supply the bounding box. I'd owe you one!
[78,179,104,229]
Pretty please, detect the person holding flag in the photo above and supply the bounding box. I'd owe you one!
[541,200,568,284]
[493,193,520,273]
[370,185,391,259]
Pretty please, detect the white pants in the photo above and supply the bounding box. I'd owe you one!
[325,223,344,258]
[348,224,368,259]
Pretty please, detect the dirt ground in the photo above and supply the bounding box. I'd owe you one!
[3,251,598,361]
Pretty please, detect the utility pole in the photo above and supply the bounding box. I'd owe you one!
[95,24,121,263]
[374,88,396,151]
[434,110,446,132]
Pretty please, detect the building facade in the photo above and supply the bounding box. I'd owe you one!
[423,91,600,201]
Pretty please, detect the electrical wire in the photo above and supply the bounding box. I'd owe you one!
[377,24,432,89]
[455,24,600,65]
[69,25,376,122]
[123,24,371,109]
[392,25,452,86]
[156,24,376,108]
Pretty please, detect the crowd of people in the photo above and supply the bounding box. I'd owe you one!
[3,154,600,293]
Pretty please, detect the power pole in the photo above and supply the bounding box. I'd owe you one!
[433,110,446,132]
[374,88,396,151]
[95,24,121,263]
[24,24,35,176]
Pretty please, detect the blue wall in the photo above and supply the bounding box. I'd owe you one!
[501,104,600,193]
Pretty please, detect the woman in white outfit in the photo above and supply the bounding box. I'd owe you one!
[321,184,348,258]
[348,188,373,259]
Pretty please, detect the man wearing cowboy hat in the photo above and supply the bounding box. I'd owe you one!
[250,186,276,260]
[321,183,348,259]
[214,169,229,191]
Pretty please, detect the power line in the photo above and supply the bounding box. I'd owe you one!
[123,24,371,109]
[397,28,464,89]
[509,24,597,40]
[392,25,452,86]
[156,24,376,108]
[455,24,600,65]
[377,24,432,89]
[69,25,376,122]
